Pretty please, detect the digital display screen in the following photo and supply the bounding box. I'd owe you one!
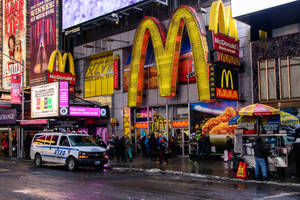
[63,0,145,29]
[231,0,297,17]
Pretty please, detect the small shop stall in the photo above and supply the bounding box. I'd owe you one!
[231,104,299,176]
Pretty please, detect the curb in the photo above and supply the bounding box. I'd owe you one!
[112,167,300,188]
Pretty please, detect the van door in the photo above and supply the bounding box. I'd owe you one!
[57,135,70,164]
[48,135,60,163]
[42,134,53,162]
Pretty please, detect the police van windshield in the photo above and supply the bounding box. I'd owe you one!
[68,136,98,146]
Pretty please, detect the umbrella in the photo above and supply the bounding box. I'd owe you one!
[263,111,299,125]
[229,111,299,125]
[228,115,256,125]
[238,104,280,116]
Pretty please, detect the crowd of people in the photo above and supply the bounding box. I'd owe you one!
[95,133,170,165]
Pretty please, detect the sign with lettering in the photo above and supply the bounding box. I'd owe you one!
[0,109,17,125]
[210,65,239,100]
[31,82,59,118]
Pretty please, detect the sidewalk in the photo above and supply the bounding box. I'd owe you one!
[108,155,300,184]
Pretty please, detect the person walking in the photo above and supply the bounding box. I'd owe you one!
[125,136,133,162]
[197,134,205,160]
[254,137,269,180]
[145,135,150,159]
[189,133,198,161]
[149,134,157,161]
[158,137,168,165]
[120,136,126,161]
[97,136,107,149]
[224,136,234,162]
[115,136,122,162]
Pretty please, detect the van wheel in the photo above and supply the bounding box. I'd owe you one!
[66,157,77,171]
[34,154,42,167]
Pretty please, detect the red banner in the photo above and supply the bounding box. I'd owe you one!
[47,71,76,92]
[11,74,21,104]
[210,31,239,56]
[20,119,48,125]
[113,59,119,90]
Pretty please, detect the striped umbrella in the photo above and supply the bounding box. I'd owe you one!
[238,104,280,116]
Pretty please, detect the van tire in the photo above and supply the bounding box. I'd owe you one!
[34,154,42,167]
[66,157,77,171]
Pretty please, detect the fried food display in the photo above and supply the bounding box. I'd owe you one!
[202,107,237,135]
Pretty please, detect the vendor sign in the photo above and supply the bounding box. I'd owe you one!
[0,109,16,125]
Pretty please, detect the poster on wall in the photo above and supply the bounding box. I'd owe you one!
[190,101,238,152]
[31,82,59,118]
[2,0,27,90]
[30,0,56,85]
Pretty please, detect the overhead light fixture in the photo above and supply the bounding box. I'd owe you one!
[105,38,129,44]
[83,44,105,49]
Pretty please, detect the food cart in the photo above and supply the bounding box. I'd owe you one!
[230,104,299,177]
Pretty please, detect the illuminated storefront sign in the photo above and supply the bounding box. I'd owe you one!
[113,54,120,90]
[152,115,165,132]
[123,108,130,137]
[31,82,59,118]
[3,0,27,90]
[128,6,210,107]
[47,50,76,92]
[135,122,148,129]
[172,120,189,128]
[69,106,109,118]
[207,0,240,67]
[84,54,114,97]
[210,65,239,100]
[59,81,69,116]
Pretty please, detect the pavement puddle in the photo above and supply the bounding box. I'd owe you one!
[13,190,30,194]
[0,168,10,172]
[262,192,300,199]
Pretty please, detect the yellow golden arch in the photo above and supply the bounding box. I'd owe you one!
[128,6,210,107]
[48,50,75,76]
[152,115,165,132]
[221,69,234,89]
[209,0,238,41]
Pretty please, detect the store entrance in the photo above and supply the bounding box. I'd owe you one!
[173,128,189,156]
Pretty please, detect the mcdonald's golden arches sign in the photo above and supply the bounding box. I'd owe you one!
[209,65,238,100]
[47,50,76,92]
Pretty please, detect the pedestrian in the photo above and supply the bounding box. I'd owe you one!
[97,136,107,149]
[125,136,133,162]
[140,134,146,157]
[254,137,269,180]
[168,136,176,157]
[120,136,126,161]
[115,136,122,162]
[1,136,9,157]
[224,136,234,162]
[145,135,150,158]
[158,137,168,165]
[12,136,17,157]
[189,133,198,161]
[149,133,157,161]
[106,137,115,159]
[197,134,205,160]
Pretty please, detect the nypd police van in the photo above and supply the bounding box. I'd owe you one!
[30,132,108,171]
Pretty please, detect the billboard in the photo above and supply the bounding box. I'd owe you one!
[31,82,59,118]
[30,0,57,85]
[2,0,27,90]
[63,0,145,29]
[231,0,297,18]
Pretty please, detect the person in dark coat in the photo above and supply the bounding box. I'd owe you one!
[254,137,269,180]
[149,134,158,161]
[197,134,206,160]
[224,136,234,161]
[115,136,122,162]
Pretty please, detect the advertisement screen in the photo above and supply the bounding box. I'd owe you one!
[63,0,145,29]
[31,82,59,118]
[231,0,297,17]
[30,0,57,85]
[2,0,27,90]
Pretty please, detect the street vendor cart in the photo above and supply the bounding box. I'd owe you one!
[230,104,299,177]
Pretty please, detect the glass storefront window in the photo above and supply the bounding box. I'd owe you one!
[258,60,276,101]
[290,57,300,98]
[280,58,289,99]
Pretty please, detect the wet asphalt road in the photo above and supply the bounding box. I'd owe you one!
[0,159,300,200]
